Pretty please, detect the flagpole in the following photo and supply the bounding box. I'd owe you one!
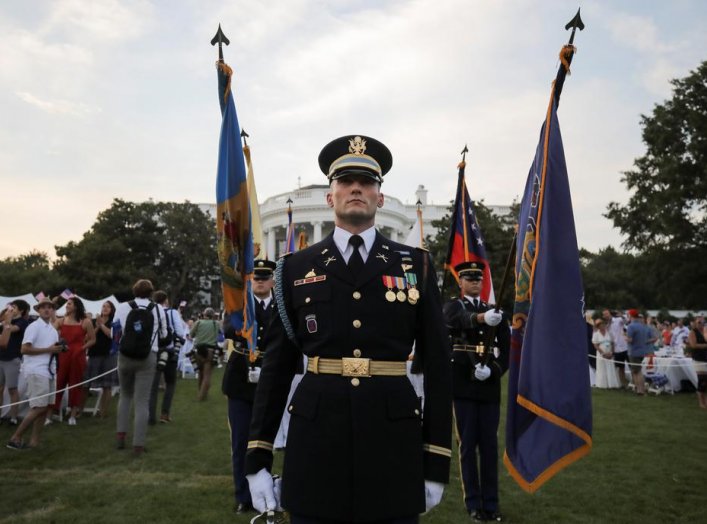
[554,8,584,108]
[492,8,585,311]
[416,199,424,247]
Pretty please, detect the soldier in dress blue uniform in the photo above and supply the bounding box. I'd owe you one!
[443,261,509,522]
[222,259,276,514]
[245,135,453,524]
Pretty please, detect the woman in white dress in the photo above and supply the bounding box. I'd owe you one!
[592,319,620,388]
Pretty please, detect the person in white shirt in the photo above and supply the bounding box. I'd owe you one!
[148,290,187,424]
[113,279,167,456]
[671,319,689,349]
[7,298,62,450]
[603,309,629,389]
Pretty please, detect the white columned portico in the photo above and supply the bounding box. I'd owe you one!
[266,228,276,260]
[313,221,322,243]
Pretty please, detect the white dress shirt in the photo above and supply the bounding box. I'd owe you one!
[332,225,376,263]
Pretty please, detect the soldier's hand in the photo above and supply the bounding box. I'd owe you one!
[424,480,445,512]
[474,363,491,381]
[484,309,503,326]
[246,468,278,512]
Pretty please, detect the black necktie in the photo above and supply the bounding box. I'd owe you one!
[258,300,266,312]
[472,298,479,308]
[348,235,364,276]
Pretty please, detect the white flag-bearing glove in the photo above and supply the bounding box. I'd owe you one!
[424,480,445,512]
[484,309,503,326]
[474,363,491,381]
[246,468,278,513]
[248,367,262,384]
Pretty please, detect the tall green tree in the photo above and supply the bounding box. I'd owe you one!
[603,61,707,309]
[54,199,218,305]
[0,251,59,297]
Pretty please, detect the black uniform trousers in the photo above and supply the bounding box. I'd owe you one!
[228,397,253,506]
[454,398,500,513]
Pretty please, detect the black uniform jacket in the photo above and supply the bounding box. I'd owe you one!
[443,296,510,403]
[222,298,274,402]
[245,232,452,522]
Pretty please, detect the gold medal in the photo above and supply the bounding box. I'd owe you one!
[396,290,406,302]
[408,288,420,301]
[408,296,418,305]
[385,290,396,302]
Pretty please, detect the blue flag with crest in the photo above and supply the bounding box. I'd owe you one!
[503,45,592,493]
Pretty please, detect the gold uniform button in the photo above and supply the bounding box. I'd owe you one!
[353,291,362,300]
[353,349,362,358]
[414,409,420,416]
[353,320,361,328]
[305,297,311,304]
[288,405,293,412]
[351,378,360,387]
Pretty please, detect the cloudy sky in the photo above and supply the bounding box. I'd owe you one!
[1,0,706,259]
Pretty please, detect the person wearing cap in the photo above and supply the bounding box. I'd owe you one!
[7,298,63,450]
[223,258,277,514]
[443,261,508,522]
[245,135,452,523]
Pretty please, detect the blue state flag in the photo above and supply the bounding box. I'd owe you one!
[504,46,592,493]
[215,61,257,354]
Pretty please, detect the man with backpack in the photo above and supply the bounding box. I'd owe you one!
[148,290,187,425]
[113,279,167,456]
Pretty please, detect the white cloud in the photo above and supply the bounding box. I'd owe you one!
[16,91,101,117]
[44,0,155,41]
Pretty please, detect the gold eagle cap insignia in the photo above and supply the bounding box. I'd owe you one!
[348,136,367,155]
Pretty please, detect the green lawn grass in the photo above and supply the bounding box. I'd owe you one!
[2,370,706,523]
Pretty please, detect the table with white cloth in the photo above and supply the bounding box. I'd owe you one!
[642,355,698,392]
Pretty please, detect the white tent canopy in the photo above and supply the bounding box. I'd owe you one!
[0,293,39,311]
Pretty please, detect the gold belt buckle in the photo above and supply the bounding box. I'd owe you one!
[342,357,371,377]
[474,344,485,355]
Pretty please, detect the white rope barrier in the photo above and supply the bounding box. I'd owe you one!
[0,365,118,410]
[588,353,704,369]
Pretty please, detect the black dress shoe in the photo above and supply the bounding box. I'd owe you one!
[235,503,253,514]
[486,511,503,522]
[471,510,486,521]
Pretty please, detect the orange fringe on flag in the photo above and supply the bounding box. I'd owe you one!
[217,61,233,104]
[559,45,576,75]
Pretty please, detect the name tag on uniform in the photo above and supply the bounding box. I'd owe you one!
[294,275,327,286]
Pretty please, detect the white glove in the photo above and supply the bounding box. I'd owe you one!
[484,309,503,326]
[424,480,445,512]
[246,468,278,513]
[248,367,262,384]
[474,363,491,381]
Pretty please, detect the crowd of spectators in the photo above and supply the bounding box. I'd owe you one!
[0,282,230,452]
[588,309,707,407]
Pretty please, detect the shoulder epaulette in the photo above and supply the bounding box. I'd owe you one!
[415,246,429,253]
[279,252,293,260]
